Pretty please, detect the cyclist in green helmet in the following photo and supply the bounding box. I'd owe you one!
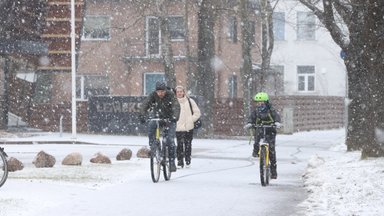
[244,92,281,179]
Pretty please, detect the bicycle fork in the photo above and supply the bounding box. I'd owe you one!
[259,143,270,165]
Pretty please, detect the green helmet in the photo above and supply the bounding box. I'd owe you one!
[253,92,269,102]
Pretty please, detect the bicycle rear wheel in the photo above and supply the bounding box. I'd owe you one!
[259,146,269,186]
[162,144,171,181]
[0,149,8,188]
[150,142,161,183]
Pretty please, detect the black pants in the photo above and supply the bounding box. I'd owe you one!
[176,130,194,163]
[253,128,277,170]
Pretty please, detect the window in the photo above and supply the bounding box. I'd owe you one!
[76,75,109,100]
[228,16,238,43]
[245,20,256,45]
[33,73,52,104]
[228,75,237,98]
[167,16,185,40]
[146,17,161,56]
[273,12,285,41]
[82,16,111,40]
[297,66,315,92]
[144,73,165,95]
[267,65,285,95]
[297,12,316,40]
[252,66,285,96]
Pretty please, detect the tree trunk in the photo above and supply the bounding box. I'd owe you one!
[240,0,253,122]
[184,0,195,94]
[299,0,384,157]
[197,0,216,136]
[157,2,176,87]
[360,0,384,157]
[1,56,10,129]
[259,0,274,91]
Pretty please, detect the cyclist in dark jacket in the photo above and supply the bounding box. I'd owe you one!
[245,92,281,179]
[140,81,180,172]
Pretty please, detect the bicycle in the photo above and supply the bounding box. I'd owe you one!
[249,124,276,187]
[149,118,172,183]
[0,147,8,188]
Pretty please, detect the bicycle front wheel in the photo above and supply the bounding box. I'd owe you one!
[0,150,8,188]
[150,142,161,183]
[259,146,269,186]
[162,144,171,181]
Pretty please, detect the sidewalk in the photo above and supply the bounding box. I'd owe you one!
[0,130,147,146]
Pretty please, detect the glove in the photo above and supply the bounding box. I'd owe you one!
[159,119,170,127]
[244,123,253,130]
[274,122,282,128]
[139,115,146,124]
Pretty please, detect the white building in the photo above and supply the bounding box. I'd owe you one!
[271,0,346,97]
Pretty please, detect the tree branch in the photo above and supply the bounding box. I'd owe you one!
[298,0,348,48]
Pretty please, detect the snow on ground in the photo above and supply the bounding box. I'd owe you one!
[298,143,384,216]
[0,129,383,216]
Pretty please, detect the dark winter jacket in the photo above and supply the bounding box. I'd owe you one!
[248,103,281,126]
[140,89,180,122]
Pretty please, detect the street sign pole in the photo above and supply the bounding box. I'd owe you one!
[71,0,77,139]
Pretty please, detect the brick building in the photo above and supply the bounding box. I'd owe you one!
[3,1,344,135]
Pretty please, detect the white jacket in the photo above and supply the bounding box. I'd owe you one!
[176,96,201,132]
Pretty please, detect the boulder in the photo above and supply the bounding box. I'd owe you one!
[62,152,83,166]
[136,146,150,158]
[116,148,132,161]
[7,157,24,172]
[33,151,56,168]
[90,152,111,164]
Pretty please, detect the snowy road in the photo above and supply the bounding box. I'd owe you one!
[0,129,344,216]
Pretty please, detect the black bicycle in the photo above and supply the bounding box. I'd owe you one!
[0,147,8,188]
[149,118,171,183]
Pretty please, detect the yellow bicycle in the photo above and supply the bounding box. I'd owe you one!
[250,125,276,186]
[149,118,171,183]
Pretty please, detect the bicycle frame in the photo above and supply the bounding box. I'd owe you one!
[254,125,275,186]
[149,118,171,183]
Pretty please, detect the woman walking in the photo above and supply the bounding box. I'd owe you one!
[175,85,201,168]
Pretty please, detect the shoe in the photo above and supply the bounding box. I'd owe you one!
[170,160,177,172]
[271,169,277,179]
[177,160,184,168]
[252,150,259,157]
[185,159,191,166]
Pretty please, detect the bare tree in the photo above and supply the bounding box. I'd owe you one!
[196,0,219,135]
[259,0,275,91]
[298,0,384,157]
[130,0,177,87]
[239,0,255,122]
[183,0,196,94]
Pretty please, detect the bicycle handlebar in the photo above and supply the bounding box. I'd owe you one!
[253,124,276,128]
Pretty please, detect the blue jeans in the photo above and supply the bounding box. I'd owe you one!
[148,120,176,160]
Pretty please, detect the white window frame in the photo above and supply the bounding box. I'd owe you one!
[146,16,161,57]
[228,75,237,98]
[143,72,165,95]
[82,15,111,41]
[76,75,109,101]
[273,12,285,41]
[297,12,316,41]
[297,65,315,92]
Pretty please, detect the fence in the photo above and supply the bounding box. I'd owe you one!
[213,96,345,136]
[7,94,345,136]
